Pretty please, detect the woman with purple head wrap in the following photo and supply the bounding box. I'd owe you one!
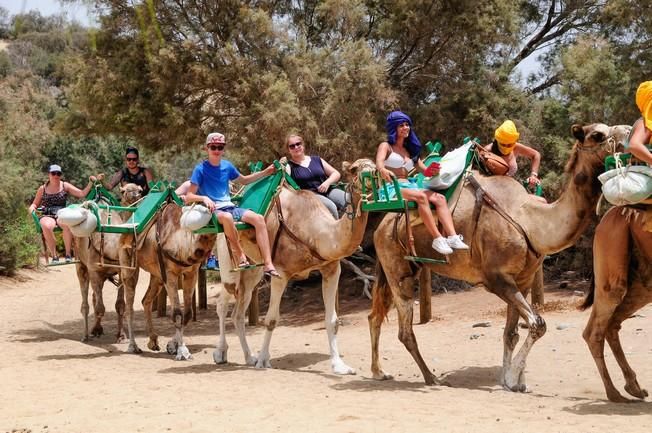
[376,111,468,255]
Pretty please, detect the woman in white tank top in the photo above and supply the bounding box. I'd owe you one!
[375,111,468,255]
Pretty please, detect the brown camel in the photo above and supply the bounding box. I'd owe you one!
[369,123,631,391]
[73,183,145,342]
[581,205,652,402]
[119,201,216,359]
[213,158,375,374]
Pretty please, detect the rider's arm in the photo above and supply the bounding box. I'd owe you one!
[628,120,652,165]
[29,186,44,213]
[236,164,275,185]
[375,142,394,181]
[515,143,541,181]
[106,170,122,190]
[318,158,341,192]
[66,175,99,199]
[144,168,154,185]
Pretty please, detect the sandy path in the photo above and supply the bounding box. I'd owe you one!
[1,266,651,433]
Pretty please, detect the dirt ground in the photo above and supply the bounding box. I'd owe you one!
[1,265,651,433]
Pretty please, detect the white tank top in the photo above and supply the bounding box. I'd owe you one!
[385,150,414,171]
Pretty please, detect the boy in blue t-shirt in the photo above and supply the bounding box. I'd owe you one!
[185,132,280,277]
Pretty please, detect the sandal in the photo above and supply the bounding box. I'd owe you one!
[264,269,281,279]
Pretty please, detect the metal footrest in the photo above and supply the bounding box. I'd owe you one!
[46,259,80,267]
[404,256,448,264]
[229,263,263,273]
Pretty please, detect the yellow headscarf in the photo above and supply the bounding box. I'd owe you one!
[636,81,652,130]
[494,120,520,155]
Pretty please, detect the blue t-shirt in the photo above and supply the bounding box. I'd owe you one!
[190,159,240,208]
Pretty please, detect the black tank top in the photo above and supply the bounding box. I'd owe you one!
[121,167,149,194]
[288,156,327,192]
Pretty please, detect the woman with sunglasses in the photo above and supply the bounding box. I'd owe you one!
[377,111,469,255]
[485,120,542,190]
[28,164,98,263]
[283,134,345,219]
[106,146,153,195]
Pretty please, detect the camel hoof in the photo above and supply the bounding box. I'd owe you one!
[625,383,648,400]
[81,335,90,343]
[148,339,160,351]
[213,349,227,365]
[332,360,356,375]
[372,371,394,381]
[115,333,127,344]
[245,355,257,366]
[166,340,178,355]
[91,325,104,338]
[255,358,272,369]
[127,343,142,354]
[175,345,192,361]
[607,391,631,403]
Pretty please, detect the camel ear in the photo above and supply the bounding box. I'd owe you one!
[571,124,585,143]
[138,185,143,192]
[119,185,126,192]
[342,161,352,174]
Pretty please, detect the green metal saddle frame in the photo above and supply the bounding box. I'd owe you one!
[360,139,475,213]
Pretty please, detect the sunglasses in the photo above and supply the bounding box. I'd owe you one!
[126,157,139,162]
[288,142,303,150]
[50,171,62,176]
[208,144,225,151]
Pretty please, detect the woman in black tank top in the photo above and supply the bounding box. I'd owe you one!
[29,165,98,263]
[283,134,346,219]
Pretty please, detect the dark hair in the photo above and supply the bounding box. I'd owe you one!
[490,140,508,157]
[125,146,139,156]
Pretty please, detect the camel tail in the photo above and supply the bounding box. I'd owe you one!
[371,261,392,321]
[579,274,595,311]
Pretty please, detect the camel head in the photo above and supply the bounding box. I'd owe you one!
[120,183,143,206]
[342,158,376,191]
[568,123,630,196]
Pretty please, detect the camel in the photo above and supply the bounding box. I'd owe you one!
[212,158,375,374]
[119,201,216,359]
[368,123,631,391]
[73,183,145,342]
[581,205,652,402]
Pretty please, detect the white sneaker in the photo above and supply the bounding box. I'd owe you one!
[431,236,453,255]
[447,234,470,250]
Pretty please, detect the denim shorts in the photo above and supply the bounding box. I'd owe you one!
[215,206,248,222]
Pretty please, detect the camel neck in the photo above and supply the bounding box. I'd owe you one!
[522,152,601,254]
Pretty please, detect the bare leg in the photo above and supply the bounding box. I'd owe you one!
[426,191,456,236]
[216,211,246,262]
[400,189,443,239]
[241,211,276,271]
[61,224,73,257]
[39,217,58,258]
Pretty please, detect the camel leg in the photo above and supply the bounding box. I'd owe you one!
[488,273,545,391]
[368,273,394,381]
[233,269,262,365]
[142,277,162,351]
[214,283,234,364]
[75,262,91,342]
[393,278,439,385]
[114,282,126,343]
[120,252,141,354]
[321,261,355,375]
[605,282,650,400]
[256,275,289,369]
[501,304,520,388]
[164,268,192,360]
[89,275,106,338]
[582,211,631,402]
